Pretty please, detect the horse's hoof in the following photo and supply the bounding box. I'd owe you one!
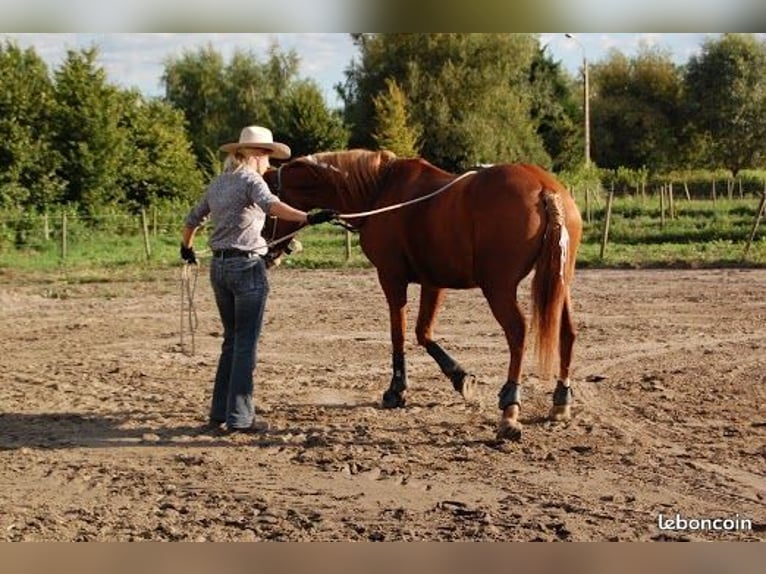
[382,389,406,409]
[549,403,571,422]
[496,419,522,442]
[460,374,477,402]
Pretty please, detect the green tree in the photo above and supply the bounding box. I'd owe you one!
[0,41,63,211]
[372,78,421,157]
[339,33,550,171]
[590,46,684,171]
[223,46,301,148]
[117,90,204,209]
[162,44,228,170]
[275,80,348,157]
[49,47,129,211]
[529,46,580,171]
[684,33,766,175]
[164,44,344,167]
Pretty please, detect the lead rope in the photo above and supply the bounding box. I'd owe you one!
[336,170,477,220]
[180,263,199,356]
[264,172,476,249]
[259,170,478,258]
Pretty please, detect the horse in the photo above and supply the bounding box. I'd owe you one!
[263,150,582,441]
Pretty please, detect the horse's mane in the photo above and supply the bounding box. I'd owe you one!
[303,149,397,205]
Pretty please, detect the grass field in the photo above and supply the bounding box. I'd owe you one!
[0,194,764,280]
[576,194,766,268]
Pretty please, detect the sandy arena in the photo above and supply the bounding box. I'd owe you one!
[0,266,764,541]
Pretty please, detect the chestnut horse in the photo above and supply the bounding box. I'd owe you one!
[263,150,582,441]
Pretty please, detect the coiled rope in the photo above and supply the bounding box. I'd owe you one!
[179,262,199,356]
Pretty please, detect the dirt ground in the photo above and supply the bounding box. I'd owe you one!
[0,266,763,541]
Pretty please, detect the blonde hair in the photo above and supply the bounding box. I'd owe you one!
[222,149,270,174]
[222,151,250,173]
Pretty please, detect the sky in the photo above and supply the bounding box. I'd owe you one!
[0,33,761,108]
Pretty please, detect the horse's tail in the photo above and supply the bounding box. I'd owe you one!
[531,189,570,381]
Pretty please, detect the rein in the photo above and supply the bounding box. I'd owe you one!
[336,170,476,220]
[264,165,477,246]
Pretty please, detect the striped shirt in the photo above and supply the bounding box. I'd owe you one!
[185,169,279,254]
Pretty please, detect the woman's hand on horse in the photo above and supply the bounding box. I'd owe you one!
[306,209,340,225]
[180,243,197,265]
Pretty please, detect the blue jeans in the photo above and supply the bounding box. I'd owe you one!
[209,255,269,429]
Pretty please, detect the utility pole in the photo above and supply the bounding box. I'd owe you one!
[565,33,591,167]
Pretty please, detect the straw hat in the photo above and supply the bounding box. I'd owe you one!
[219,126,291,160]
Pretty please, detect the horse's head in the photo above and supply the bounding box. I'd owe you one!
[262,155,348,263]
[262,149,396,264]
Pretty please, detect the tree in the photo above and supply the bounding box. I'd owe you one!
[49,47,130,210]
[117,91,205,209]
[223,46,301,147]
[338,34,550,171]
[372,78,421,157]
[162,44,228,171]
[275,80,348,157]
[163,43,345,168]
[0,42,204,214]
[684,34,766,175]
[529,46,580,171]
[0,41,63,211]
[589,46,684,171]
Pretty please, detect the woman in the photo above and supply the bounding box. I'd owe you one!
[180,125,336,433]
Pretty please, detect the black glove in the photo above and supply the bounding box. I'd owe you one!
[306,209,339,225]
[180,243,197,264]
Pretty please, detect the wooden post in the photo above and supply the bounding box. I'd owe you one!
[61,212,67,261]
[585,186,592,224]
[742,192,766,260]
[345,230,352,262]
[668,182,675,219]
[712,179,717,206]
[43,212,50,241]
[140,208,152,260]
[599,188,615,260]
[738,176,743,199]
[660,185,666,228]
[683,181,691,201]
